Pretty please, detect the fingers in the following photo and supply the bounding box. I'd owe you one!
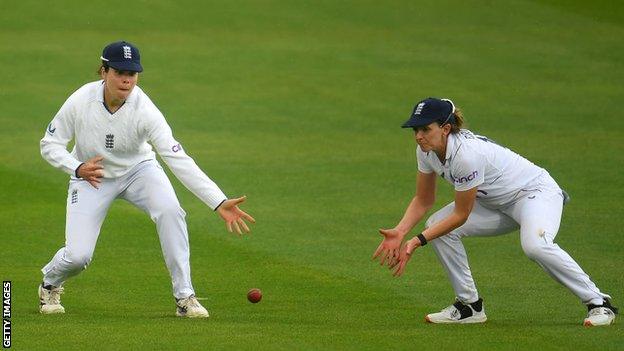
[233,196,247,205]
[91,155,104,163]
[378,228,391,237]
[226,221,233,233]
[393,261,406,277]
[372,244,384,259]
[240,210,256,224]
[388,258,398,269]
[380,250,389,266]
[88,156,105,170]
[238,218,250,233]
[232,220,242,236]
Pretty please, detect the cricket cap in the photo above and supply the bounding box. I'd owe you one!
[401,97,455,128]
[100,41,143,72]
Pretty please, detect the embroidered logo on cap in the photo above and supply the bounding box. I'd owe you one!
[414,102,425,115]
[123,46,132,59]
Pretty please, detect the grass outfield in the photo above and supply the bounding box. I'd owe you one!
[1,0,623,349]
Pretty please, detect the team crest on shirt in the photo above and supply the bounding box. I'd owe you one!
[105,134,114,149]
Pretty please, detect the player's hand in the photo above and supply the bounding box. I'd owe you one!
[77,155,104,189]
[391,237,420,277]
[372,228,404,267]
[216,196,256,236]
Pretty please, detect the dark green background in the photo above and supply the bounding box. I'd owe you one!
[1,1,622,349]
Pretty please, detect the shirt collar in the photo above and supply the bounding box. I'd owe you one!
[444,132,458,162]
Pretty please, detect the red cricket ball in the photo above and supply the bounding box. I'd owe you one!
[247,288,262,303]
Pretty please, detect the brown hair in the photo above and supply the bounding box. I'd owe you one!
[448,107,465,133]
[96,62,110,76]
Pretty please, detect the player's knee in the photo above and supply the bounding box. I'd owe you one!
[65,251,93,271]
[521,241,546,261]
[152,203,185,221]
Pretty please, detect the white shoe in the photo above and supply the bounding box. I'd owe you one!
[425,298,487,324]
[175,295,209,318]
[583,300,617,326]
[39,284,65,314]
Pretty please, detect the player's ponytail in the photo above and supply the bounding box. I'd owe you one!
[439,98,465,133]
[450,108,465,133]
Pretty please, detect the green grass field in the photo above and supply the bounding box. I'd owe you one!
[1,0,623,349]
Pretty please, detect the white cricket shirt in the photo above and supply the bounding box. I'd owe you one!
[40,80,227,210]
[417,129,549,208]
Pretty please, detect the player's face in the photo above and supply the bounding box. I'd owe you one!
[413,122,448,152]
[102,68,138,102]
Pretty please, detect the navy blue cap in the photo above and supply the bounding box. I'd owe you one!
[401,97,455,128]
[100,41,143,72]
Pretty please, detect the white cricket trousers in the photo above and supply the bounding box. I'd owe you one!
[427,173,610,306]
[42,159,195,299]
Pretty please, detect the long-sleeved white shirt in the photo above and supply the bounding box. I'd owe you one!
[40,80,227,210]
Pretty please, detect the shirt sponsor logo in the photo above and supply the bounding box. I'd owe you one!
[171,143,182,153]
[452,170,478,184]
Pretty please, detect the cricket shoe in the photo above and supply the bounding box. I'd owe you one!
[583,299,618,326]
[175,295,209,318]
[425,298,486,324]
[39,283,65,314]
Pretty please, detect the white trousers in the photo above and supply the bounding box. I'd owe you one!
[42,159,195,299]
[427,174,610,306]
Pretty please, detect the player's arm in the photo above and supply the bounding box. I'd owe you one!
[391,187,477,276]
[40,101,83,176]
[395,170,438,236]
[373,171,437,265]
[420,186,477,241]
[145,108,254,234]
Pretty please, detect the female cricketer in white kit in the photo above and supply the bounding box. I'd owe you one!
[373,97,617,326]
[38,41,255,318]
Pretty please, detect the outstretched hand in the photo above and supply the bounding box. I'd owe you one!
[389,238,420,277]
[216,196,256,236]
[372,228,404,267]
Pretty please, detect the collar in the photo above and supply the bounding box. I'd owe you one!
[443,132,459,163]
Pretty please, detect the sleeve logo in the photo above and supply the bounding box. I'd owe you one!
[171,143,182,153]
[47,123,56,134]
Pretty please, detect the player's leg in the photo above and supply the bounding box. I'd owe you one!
[427,201,519,303]
[425,201,518,323]
[504,183,616,326]
[40,179,116,313]
[119,160,207,317]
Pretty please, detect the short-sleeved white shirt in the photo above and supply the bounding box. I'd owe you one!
[417,129,549,208]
